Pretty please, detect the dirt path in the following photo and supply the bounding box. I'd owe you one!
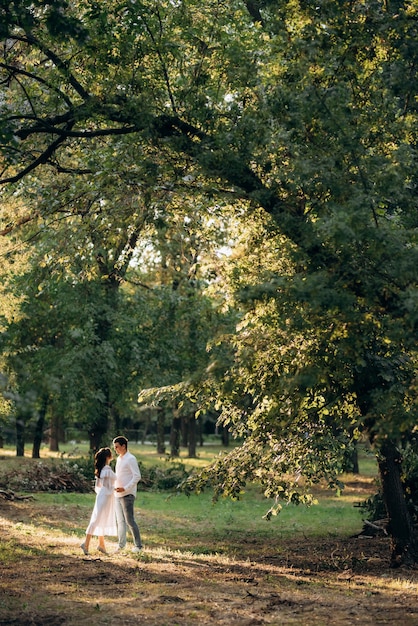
[1,498,418,625]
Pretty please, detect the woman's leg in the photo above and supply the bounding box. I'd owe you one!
[81,533,91,554]
[98,535,106,552]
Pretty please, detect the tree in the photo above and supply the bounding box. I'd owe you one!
[1,0,417,564]
[182,2,418,565]
[134,197,234,457]
[0,154,158,452]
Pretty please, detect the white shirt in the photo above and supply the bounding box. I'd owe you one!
[115,450,141,498]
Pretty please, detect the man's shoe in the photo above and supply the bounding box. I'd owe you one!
[131,546,141,554]
[113,546,125,554]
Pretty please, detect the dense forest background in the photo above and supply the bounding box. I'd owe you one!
[0,0,417,565]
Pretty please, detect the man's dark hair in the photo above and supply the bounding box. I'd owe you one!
[113,435,128,448]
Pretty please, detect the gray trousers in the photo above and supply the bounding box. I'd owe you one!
[115,494,142,549]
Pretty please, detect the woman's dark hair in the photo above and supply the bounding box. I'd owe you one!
[94,447,112,478]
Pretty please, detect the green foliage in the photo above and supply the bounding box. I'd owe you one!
[0,0,417,559]
[358,490,387,524]
[142,460,190,491]
[66,454,95,481]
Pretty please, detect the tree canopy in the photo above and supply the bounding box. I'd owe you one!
[1,0,417,564]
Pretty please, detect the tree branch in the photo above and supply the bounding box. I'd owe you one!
[0,212,39,236]
[0,62,74,108]
[0,133,70,184]
[243,0,266,27]
[12,32,90,101]
[17,124,138,139]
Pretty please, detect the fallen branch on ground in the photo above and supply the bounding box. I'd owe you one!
[0,489,35,501]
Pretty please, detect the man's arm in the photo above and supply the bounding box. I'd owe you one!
[124,455,141,491]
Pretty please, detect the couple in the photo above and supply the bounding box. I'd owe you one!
[80,436,142,556]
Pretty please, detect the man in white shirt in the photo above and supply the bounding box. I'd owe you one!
[112,436,142,553]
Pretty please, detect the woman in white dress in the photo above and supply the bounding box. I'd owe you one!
[80,447,117,555]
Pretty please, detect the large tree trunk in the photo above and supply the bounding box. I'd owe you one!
[187,414,197,458]
[181,416,188,448]
[32,394,48,459]
[110,403,121,436]
[378,439,418,567]
[49,410,60,452]
[353,367,418,565]
[221,425,229,447]
[156,409,166,455]
[86,272,122,452]
[170,413,181,458]
[16,414,25,457]
[87,367,111,452]
[88,422,107,452]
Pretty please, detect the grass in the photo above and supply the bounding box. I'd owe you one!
[0,439,378,552]
[0,439,231,468]
[1,441,378,524]
[3,444,417,626]
[30,474,371,555]
[0,437,379,468]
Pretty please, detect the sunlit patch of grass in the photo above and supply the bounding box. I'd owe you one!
[386,578,418,592]
[0,535,46,561]
[0,440,233,465]
[1,444,378,562]
[0,538,18,564]
[35,483,366,550]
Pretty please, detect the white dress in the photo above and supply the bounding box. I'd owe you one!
[85,465,117,536]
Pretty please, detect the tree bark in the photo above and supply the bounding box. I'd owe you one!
[110,403,121,436]
[170,413,181,458]
[32,394,48,458]
[187,415,197,458]
[156,409,166,454]
[221,426,230,447]
[378,439,418,567]
[16,415,25,457]
[198,416,204,447]
[49,410,60,452]
[88,421,107,452]
[181,416,188,448]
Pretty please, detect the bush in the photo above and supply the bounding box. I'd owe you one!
[358,489,387,521]
[140,461,190,491]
